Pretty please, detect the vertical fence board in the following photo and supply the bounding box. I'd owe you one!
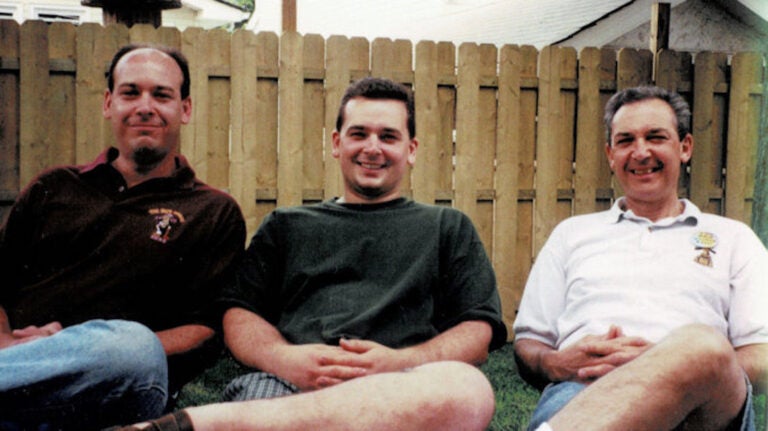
[436,42,456,201]
[513,45,539,318]
[229,29,259,235]
[494,44,522,335]
[0,20,20,223]
[596,48,618,210]
[557,48,577,222]
[475,44,499,255]
[302,34,325,202]
[690,52,728,214]
[205,29,231,190]
[617,48,653,90]
[726,52,762,223]
[709,55,729,217]
[253,32,280,225]
[182,27,208,178]
[413,41,440,204]
[47,23,77,167]
[575,47,604,215]
[455,43,480,221]
[277,31,304,207]
[656,49,692,94]
[19,21,50,186]
[534,46,562,254]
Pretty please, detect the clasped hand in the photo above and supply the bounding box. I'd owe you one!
[0,321,62,350]
[273,339,408,391]
[544,325,652,384]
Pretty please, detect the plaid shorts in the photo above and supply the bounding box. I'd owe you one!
[222,372,300,401]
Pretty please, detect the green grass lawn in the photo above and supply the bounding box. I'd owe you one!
[479,343,539,430]
[177,343,765,430]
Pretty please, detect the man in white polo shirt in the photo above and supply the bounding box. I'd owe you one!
[513,86,767,431]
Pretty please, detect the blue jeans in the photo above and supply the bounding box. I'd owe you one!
[527,381,586,431]
[527,379,755,431]
[0,319,168,430]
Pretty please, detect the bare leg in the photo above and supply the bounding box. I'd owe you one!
[125,361,494,431]
[548,324,747,431]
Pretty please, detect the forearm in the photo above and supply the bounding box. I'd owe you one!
[0,307,13,348]
[400,320,493,368]
[736,343,768,394]
[155,324,215,356]
[514,338,554,388]
[0,306,11,335]
[223,307,290,372]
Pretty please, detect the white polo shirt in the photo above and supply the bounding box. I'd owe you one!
[513,199,768,350]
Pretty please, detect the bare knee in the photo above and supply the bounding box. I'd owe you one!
[636,325,744,405]
[667,325,739,384]
[412,361,495,431]
[662,325,746,429]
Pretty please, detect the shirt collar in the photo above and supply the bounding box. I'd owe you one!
[78,147,197,189]
[607,197,700,227]
[329,196,410,211]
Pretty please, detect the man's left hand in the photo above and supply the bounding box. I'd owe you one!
[338,338,412,374]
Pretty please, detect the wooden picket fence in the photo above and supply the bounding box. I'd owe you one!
[1,20,765,337]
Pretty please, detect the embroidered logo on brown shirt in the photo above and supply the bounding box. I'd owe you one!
[149,208,185,243]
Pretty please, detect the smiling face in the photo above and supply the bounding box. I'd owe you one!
[103,48,191,174]
[332,97,418,204]
[606,98,693,216]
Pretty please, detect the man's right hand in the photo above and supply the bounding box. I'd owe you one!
[542,325,652,383]
[0,321,63,349]
[270,343,370,391]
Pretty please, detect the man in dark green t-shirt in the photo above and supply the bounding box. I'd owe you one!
[221,77,506,400]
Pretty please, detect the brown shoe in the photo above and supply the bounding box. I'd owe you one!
[104,410,193,431]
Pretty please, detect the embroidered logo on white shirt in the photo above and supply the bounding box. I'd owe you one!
[691,231,718,267]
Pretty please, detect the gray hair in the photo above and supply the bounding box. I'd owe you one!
[603,86,691,144]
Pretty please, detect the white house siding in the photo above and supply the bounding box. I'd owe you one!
[0,0,101,23]
[0,0,248,29]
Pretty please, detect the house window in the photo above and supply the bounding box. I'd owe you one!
[0,4,19,21]
[32,6,85,23]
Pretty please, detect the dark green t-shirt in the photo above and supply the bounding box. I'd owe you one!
[221,198,507,350]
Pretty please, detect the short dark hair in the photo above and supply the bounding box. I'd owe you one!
[335,77,416,138]
[106,44,191,100]
[603,86,691,143]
